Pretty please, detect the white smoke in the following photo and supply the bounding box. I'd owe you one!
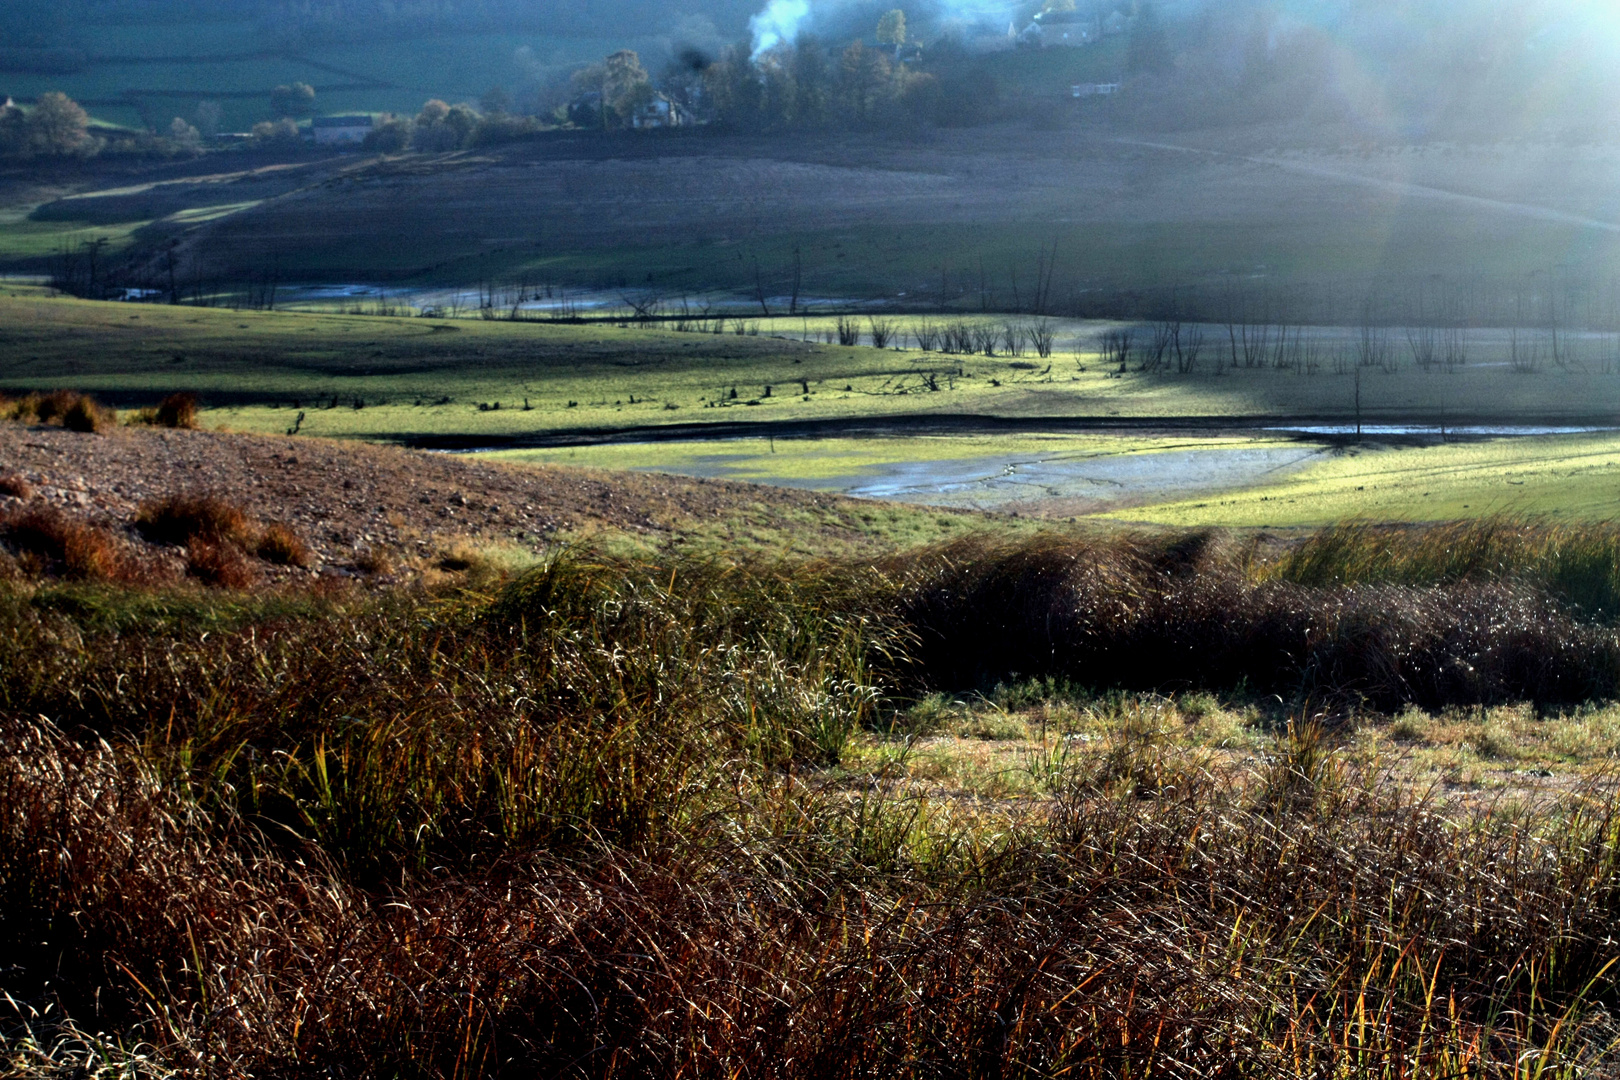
[749,0,812,58]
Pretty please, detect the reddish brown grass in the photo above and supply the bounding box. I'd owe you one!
[185,538,258,588]
[153,392,199,430]
[255,522,311,568]
[30,390,82,424]
[0,507,128,581]
[60,395,116,434]
[895,533,1620,709]
[135,493,255,548]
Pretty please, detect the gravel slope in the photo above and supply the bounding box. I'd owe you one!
[0,420,892,576]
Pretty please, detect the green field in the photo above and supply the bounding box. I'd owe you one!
[1115,432,1620,527]
[9,297,1620,439]
[3,18,654,133]
[11,295,1620,526]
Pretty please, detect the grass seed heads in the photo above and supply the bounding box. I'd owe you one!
[8,547,1620,1076]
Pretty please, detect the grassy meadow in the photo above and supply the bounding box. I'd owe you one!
[1116,431,1620,527]
[9,296,1620,444]
[17,291,1620,1072]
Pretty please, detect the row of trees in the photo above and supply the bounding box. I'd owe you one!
[0,91,205,161]
[694,37,998,132]
[0,92,95,159]
[356,99,542,153]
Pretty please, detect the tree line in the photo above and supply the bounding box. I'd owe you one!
[0,92,205,160]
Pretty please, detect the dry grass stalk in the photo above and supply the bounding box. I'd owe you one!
[5,537,1620,1075]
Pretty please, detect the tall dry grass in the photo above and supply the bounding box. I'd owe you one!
[1267,518,1620,622]
[895,531,1620,709]
[6,537,1620,1075]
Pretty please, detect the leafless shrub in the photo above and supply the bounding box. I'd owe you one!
[1407,324,1440,370]
[1100,328,1133,371]
[1172,323,1204,374]
[1028,318,1056,359]
[1510,328,1542,374]
[1271,325,1299,371]
[836,316,860,346]
[1239,322,1270,369]
[1000,321,1027,358]
[1358,321,1396,373]
[868,317,896,350]
[1301,335,1323,375]
[941,322,975,355]
[970,323,999,357]
[1443,326,1469,371]
[913,321,941,352]
[1143,321,1175,373]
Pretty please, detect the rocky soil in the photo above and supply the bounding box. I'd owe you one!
[0,420,885,579]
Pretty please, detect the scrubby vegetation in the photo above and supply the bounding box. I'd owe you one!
[9,525,1620,1075]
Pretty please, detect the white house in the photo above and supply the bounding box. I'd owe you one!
[311,115,374,146]
[1072,82,1121,97]
[630,95,683,130]
[1029,10,1097,46]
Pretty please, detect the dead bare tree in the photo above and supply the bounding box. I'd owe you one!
[1240,322,1270,369]
[1406,324,1439,370]
[1357,309,1394,373]
[623,293,660,326]
[1144,321,1175,373]
[1029,318,1056,359]
[868,317,896,349]
[1001,321,1027,358]
[1509,327,1541,374]
[1442,326,1468,371]
[1101,329,1134,372]
[1172,323,1203,374]
[915,321,941,352]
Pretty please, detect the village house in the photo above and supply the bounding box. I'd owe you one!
[630,94,685,130]
[311,114,374,146]
[1028,10,1097,47]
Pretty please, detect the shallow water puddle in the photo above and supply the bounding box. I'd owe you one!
[621,441,1330,511]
